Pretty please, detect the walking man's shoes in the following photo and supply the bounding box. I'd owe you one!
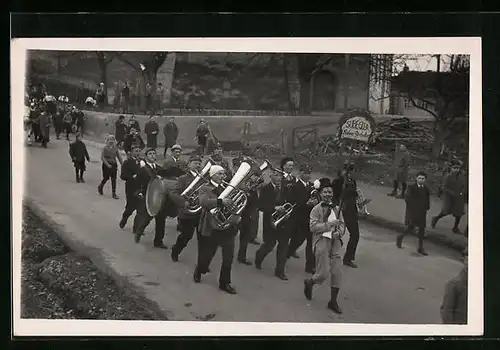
[304,279,314,300]
[343,260,358,268]
[219,284,237,294]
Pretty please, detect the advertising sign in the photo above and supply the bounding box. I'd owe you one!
[338,109,376,144]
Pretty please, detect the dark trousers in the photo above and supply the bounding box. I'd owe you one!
[197,228,237,286]
[237,210,259,261]
[64,122,72,139]
[255,219,290,275]
[401,214,426,250]
[54,120,63,137]
[99,163,118,193]
[343,211,360,263]
[287,218,315,271]
[163,138,175,157]
[73,160,86,179]
[121,191,140,230]
[133,200,167,246]
[172,216,200,256]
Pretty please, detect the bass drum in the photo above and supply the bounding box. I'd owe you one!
[145,177,179,218]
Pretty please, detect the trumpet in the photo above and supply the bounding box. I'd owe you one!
[271,202,297,229]
[355,188,371,216]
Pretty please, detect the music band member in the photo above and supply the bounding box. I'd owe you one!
[287,164,318,273]
[119,146,143,230]
[170,155,204,262]
[254,169,292,281]
[211,143,233,179]
[133,148,177,248]
[69,132,90,183]
[236,159,263,265]
[396,171,430,256]
[163,144,187,177]
[332,161,360,268]
[431,161,467,234]
[303,178,344,314]
[98,135,124,199]
[193,165,239,294]
[123,127,145,155]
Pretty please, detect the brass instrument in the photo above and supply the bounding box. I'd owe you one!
[309,188,321,203]
[355,188,371,216]
[271,202,297,228]
[210,159,259,230]
[180,159,214,214]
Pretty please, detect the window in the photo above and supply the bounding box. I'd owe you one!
[404,98,411,108]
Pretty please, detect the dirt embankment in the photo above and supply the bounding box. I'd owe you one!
[21,204,168,320]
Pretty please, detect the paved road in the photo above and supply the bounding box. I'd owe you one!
[24,139,463,324]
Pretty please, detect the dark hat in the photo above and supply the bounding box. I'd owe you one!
[188,155,202,163]
[299,164,312,173]
[313,177,332,191]
[343,161,355,171]
[280,156,294,169]
[145,147,156,155]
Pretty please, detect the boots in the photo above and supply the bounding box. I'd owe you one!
[79,170,85,183]
[75,170,80,183]
[112,192,119,200]
[98,182,104,195]
[417,239,428,256]
[327,287,342,314]
[304,279,314,300]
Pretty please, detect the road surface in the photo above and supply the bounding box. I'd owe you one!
[23,139,463,324]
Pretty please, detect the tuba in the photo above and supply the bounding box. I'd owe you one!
[210,160,258,230]
[180,159,213,214]
[355,188,371,216]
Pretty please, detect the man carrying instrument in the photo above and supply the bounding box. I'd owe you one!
[193,165,239,294]
[170,155,204,262]
[119,145,143,230]
[303,178,344,314]
[287,164,318,273]
[254,168,292,281]
[235,156,264,265]
[133,148,177,248]
[332,161,360,268]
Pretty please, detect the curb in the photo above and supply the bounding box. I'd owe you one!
[359,213,467,253]
[23,200,171,320]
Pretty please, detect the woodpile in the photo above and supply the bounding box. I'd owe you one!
[373,117,434,152]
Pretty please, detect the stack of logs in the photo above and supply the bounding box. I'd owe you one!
[372,117,434,152]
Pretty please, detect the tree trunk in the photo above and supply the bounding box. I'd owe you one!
[343,54,350,111]
[282,55,295,113]
[431,121,447,160]
[97,59,109,106]
[299,79,311,114]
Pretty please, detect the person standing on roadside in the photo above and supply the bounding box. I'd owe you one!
[163,117,179,157]
[144,115,159,150]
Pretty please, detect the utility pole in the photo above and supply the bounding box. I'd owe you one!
[435,54,441,72]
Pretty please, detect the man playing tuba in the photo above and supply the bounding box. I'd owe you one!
[193,165,239,294]
[170,155,205,262]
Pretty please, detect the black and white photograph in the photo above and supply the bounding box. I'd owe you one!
[11,38,482,336]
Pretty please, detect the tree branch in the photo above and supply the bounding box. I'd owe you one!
[408,96,439,118]
[114,53,140,71]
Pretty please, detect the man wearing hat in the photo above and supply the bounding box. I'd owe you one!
[193,165,239,294]
[210,143,233,179]
[254,168,293,281]
[119,145,144,230]
[144,115,160,149]
[431,160,467,234]
[163,144,187,177]
[303,178,344,314]
[170,154,204,262]
[133,147,176,249]
[332,161,361,268]
[287,164,319,273]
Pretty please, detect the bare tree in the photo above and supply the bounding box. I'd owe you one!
[391,54,470,160]
[114,52,169,110]
[95,51,118,106]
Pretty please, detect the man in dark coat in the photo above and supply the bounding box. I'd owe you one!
[38,111,51,148]
[127,115,141,134]
[69,132,90,183]
[287,164,319,273]
[193,165,239,294]
[163,118,179,157]
[119,146,144,231]
[122,127,145,154]
[441,250,468,324]
[144,115,160,149]
[210,143,233,180]
[396,171,431,255]
[132,148,177,248]
[115,115,127,148]
[163,144,187,177]
[332,161,361,268]
[170,155,204,262]
[431,161,467,234]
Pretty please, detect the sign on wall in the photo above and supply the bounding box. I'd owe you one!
[338,109,376,144]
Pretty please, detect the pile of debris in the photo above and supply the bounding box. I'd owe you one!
[372,117,435,152]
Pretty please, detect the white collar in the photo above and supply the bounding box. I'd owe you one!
[147,162,156,168]
[299,178,307,186]
[210,180,220,188]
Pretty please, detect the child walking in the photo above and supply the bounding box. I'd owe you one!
[69,132,90,183]
[98,134,124,199]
